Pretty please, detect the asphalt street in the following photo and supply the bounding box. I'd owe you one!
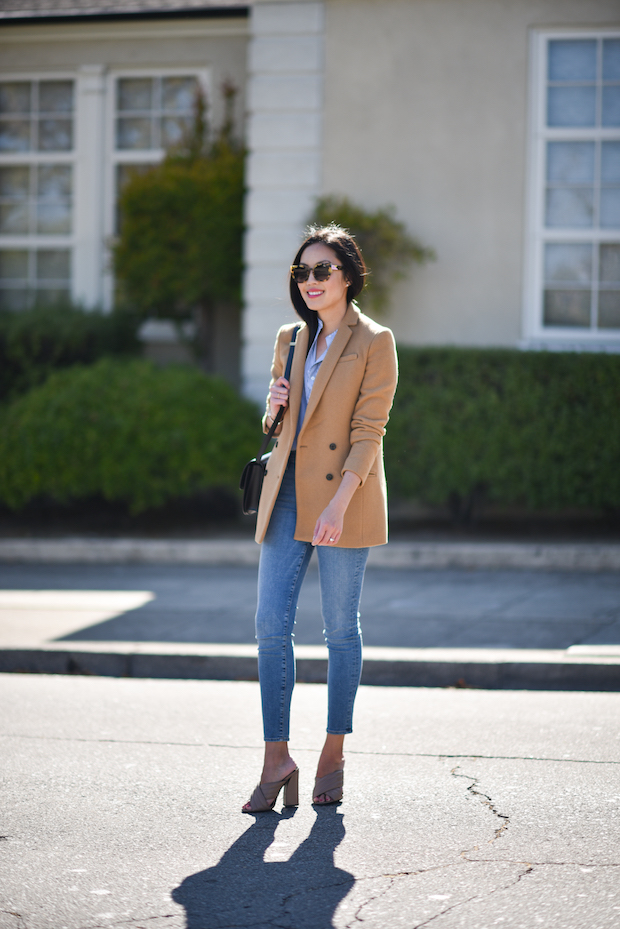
[1,561,620,651]
[1,673,619,929]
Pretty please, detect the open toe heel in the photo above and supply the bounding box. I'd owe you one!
[243,766,299,813]
[312,768,344,805]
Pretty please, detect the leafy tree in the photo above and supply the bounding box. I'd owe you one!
[309,195,435,316]
[113,85,244,374]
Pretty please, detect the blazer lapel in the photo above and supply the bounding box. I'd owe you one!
[298,304,358,436]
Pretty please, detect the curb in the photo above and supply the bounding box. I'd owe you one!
[1,538,620,571]
[2,643,620,691]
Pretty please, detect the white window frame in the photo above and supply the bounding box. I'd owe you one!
[523,29,620,349]
[0,71,76,307]
[102,67,210,310]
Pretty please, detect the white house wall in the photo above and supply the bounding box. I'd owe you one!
[321,0,620,348]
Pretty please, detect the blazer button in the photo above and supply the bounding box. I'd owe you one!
[329,443,336,450]
[326,473,333,481]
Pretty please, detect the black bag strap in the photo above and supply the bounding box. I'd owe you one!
[256,325,300,459]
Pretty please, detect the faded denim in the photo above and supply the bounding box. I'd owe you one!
[256,456,369,741]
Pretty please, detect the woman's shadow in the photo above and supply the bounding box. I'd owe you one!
[172,807,354,929]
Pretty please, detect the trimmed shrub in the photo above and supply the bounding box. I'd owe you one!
[0,358,259,513]
[386,347,620,513]
[0,303,140,402]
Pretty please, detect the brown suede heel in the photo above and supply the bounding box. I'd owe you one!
[243,767,299,813]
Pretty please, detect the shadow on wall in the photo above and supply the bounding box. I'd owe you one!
[172,807,353,928]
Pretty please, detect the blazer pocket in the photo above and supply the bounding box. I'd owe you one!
[338,353,358,363]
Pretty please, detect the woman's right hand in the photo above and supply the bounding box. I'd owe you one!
[268,377,290,420]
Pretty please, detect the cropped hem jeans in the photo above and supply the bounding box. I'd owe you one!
[255,455,369,742]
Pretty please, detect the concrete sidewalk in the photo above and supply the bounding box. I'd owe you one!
[1,560,619,691]
[1,536,620,570]
[1,673,619,929]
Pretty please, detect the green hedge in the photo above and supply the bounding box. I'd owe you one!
[0,358,259,513]
[2,345,618,519]
[0,304,140,402]
[385,347,620,512]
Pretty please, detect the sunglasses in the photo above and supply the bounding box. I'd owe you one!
[290,261,344,283]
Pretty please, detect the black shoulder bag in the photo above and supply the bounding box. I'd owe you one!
[239,326,300,516]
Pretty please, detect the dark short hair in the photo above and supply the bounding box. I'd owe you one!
[289,224,367,346]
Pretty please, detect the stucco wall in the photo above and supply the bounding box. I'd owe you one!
[322,0,619,347]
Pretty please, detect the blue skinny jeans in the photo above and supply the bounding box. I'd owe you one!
[255,455,369,742]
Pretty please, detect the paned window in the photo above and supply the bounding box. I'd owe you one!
[116,75,197,151]
[111,73,200,233]
[526,34,620,340]
[0,78,74,309]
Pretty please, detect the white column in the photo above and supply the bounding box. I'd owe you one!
[73,64,106,309]
[242,0,325,402]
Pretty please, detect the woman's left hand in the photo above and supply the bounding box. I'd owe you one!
[312,501,345,546]
[312,471,361,546]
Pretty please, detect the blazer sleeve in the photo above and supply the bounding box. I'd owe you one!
[341,328,399,484]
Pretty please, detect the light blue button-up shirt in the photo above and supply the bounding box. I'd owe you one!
[293,320,337,449]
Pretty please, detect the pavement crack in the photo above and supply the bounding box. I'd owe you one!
[0,911,27,929]
[0,734,202,746]
[451,764,509,849]
[80,915,178,929]
[410,863,534,929]
[206,743,620,766]
[344,864,463,928]
[465,857,620,867]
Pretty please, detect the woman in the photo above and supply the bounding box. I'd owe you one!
[243,224,398,812]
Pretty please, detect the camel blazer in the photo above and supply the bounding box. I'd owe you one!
[255,303,398,548]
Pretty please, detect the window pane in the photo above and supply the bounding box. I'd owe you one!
[602,142,620,182]
[546,188,594,227]
[37,164,72,201]
[544,243,592,283]
[600,189,620,228]
[547,86,596,127]
[0,165,29,198]
[547,141,595,183]
[36,249,70,280]
[598,291,620,328]
[39,81,73,114]
[0,249,28,279]
[603,39,620,80]
[116,163,152,190]
[0,119,31,152]
[600,244,620,282]
[38,118,72,152]
[161,115,191,147]
[602,86,620,127]
[35,287,70,306]
[118,78,153,112]
[543,289,591,326]
[116,163,152,232]
[162,77,196,112]
[0,288,30,310]
[36,166,73,234]
[0,202,29,234]
[548,40,597,81]
[36,203,71,234]
[116,117,152,150]
[0,82,31,114]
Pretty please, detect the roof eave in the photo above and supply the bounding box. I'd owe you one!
[0,5,249,26]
